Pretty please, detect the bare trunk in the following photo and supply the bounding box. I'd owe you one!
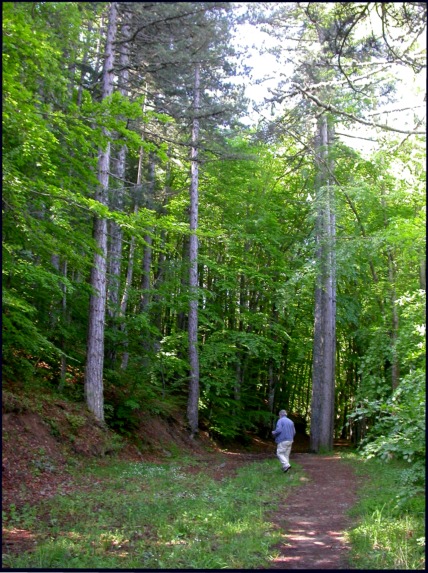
[120,86,149,369]
[388,249,400,390]
[139,154,156,368]
[50,255,68,391]
[420,258,426,290]
[310,115,336,452]
[107,11,131,367]
[268,303,280,418]
[140,154,156,313]
[268,359,276,417]
[77,20,93,107]
[120,207,138,370]
[187,63,201,437]
[84,2,117,422]
[107,141,127,317]
[177,237,189,331]
[380,188,400,391]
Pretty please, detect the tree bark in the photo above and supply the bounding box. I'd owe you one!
[420,258,426,290]
[84,1,117,422]
[187,62,201,437]
[107,9,131,367]
[139,153,156,368]
[380,188,400,391]
[120,204,138,371]
[310,114,336,452]
[387,249,399,390]
[140,154,156,313]
[120,98,147,370]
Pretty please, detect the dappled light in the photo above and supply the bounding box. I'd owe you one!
[2,1,425,570]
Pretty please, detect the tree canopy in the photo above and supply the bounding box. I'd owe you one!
[2,1,425,478]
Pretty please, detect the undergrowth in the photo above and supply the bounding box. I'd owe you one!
[2,456,302,569]
[342,452,425,570]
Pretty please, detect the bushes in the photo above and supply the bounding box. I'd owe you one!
[349,369,425,504]
[349,289,426,501]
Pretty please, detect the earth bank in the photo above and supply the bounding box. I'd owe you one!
[2,387,358,569]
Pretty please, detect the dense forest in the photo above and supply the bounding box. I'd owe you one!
[2,0,425,476]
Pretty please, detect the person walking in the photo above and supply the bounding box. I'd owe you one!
[272,409,296,473]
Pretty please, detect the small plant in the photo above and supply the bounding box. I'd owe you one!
[103,432,125,455]
[342,452,425,570]
[5,457,304,569]
[64,412,86,431]
[2,390,32,414]
[3,503,38,529]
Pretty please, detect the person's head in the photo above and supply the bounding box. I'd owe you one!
[279,409,287,417]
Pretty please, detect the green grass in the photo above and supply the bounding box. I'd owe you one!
[342,452,425,570]
[3,457,303,569]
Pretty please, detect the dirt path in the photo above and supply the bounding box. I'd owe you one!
[3,408,360,570]
[266,452,359,570]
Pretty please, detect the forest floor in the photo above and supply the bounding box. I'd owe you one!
[2,389,359,569]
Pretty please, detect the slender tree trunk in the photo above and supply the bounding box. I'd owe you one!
[234,267,247,406]
[267,302,279,422]
[120,205,138,370]
[50,255,68,391]
[120,115,146,369]
[139,154,156,368]
[380,189,400,390]
[77,20,93,108]
[187,62,201,437]
[140,154,156,313]
[106,11,131,366]
[84,2,117,422]
[419,258,426,290]
[387,248,400,390]
[177,236,190,332]
[268,359,275,411]
[310,114,336,452]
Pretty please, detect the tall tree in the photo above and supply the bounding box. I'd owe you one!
[187,62,201,437]
[310,114,336,452]
[84,2,118,422]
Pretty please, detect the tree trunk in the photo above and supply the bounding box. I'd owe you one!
[387,248,400,390]
[106,10,131,366]
[420,258,426,290]
[140,154,156,313]
[187,62,201,437]
[84,1,117,422]
[120,114,146,370]
[50,255,68,391]
[380,188,400,391]
[310,114,336,452]
[120,205,138,370]
[139,154,156,368]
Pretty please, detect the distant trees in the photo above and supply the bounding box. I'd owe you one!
[249,0,425,451]
[2,1,425,456]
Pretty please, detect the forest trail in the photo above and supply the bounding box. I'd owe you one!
[266,452,360,570]
[3,405,361,568]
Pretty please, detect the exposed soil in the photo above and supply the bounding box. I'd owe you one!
[2,391,359,569]
[266,452,360,569]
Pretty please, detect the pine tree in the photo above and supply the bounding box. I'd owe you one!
[84,2,118,422]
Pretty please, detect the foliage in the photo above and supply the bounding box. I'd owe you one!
[349,371,425,461]
[3,457,303,569]
[343,452,425,570]
[348,289,425,489]
[2,1,425,447]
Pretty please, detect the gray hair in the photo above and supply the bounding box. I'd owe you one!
[279,409,287,416]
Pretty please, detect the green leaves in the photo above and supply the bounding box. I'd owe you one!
[2,2,425,449]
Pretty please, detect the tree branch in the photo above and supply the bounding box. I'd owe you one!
[292,83,426,135]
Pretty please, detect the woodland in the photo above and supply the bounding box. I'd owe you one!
[2,0,426,486]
